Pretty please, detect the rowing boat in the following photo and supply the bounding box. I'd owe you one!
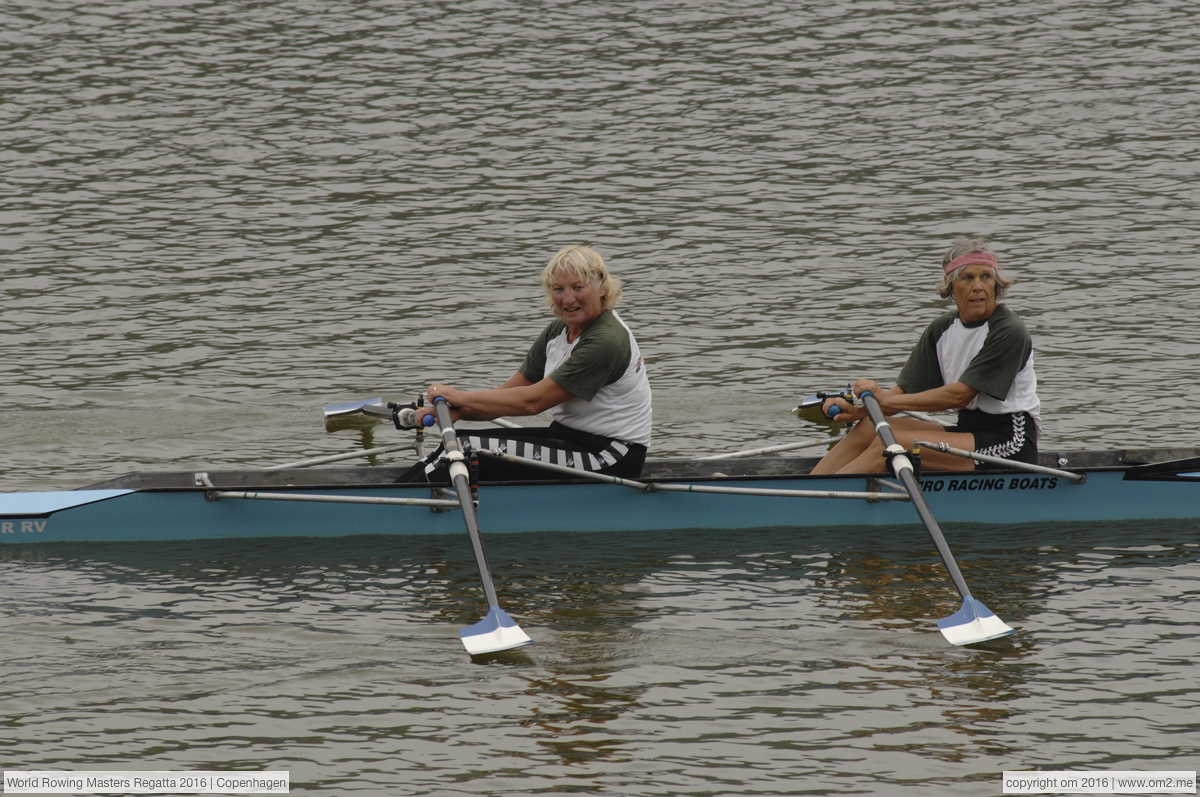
[9,422,1200,651]
[4,445,1200,545]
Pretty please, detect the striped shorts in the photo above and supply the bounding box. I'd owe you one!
[397,421,647,484]
[947,409,1039,468]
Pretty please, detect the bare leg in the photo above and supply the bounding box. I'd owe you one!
[809,418,881,474]
[813,417,978,474]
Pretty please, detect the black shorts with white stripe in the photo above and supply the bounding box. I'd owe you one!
[947,409,1038,469]
[396,421,648,484]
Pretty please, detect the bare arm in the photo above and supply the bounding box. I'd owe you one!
[422,372,576,423]
[823,379,978,422]
[870,381,978,415]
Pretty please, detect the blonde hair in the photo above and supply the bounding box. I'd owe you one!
[937,237,1013,300]
[540,245,622,312]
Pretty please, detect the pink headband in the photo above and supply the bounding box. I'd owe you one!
[944,252,998,275]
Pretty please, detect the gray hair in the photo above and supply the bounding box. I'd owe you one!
[937,237,1012,299]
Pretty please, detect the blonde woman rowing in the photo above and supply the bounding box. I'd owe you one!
[404,245,652,482]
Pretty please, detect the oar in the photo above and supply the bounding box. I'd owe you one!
[264,443,416,471]
[323,397,523,428]
[696,436,832,461]
[850,391,1015,645]
[477,448,910,501]
[431,396,533,656]
[912,439,1085,483]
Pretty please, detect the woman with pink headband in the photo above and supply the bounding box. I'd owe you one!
[811,238,1041,474]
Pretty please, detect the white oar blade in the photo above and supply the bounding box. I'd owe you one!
[460,606,533,656]
[937,597,1016,646]
[323,397,383,418]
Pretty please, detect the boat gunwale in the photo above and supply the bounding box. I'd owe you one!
[73,448,1200,494]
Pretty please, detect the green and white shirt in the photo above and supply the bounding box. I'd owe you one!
[896,304,1041,437]
[520,310,652,446]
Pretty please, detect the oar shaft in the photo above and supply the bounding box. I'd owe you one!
[264,443,417,471]
[434,399,500,609]
[650,482,908,500]
[478,449,909,501]
[210,490,458,508]
[696,437,830,461]
[861,392,973,601]
[900,410,952,427]
[913,440,1085,483]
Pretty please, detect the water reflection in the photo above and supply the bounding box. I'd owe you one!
[3,520,1199,789]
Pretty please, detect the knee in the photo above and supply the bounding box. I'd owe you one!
[846,420,875,441]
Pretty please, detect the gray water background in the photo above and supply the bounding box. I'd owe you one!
[2,0,1199,794]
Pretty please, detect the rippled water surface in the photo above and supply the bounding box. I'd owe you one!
[3,0,1200,793]
[5,527,1200,795]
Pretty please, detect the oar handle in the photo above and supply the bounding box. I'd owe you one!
[433,397,458,427]
[395,406,437,428]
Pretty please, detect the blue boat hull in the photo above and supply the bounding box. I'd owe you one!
[2,465,1198,544]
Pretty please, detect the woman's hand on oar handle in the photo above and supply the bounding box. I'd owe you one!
[415,383,464,426]
[823,379,887,423]
[853,379,884,400]
[822,397,853,421]
[428,382,463,404]
[411,407,439,427]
